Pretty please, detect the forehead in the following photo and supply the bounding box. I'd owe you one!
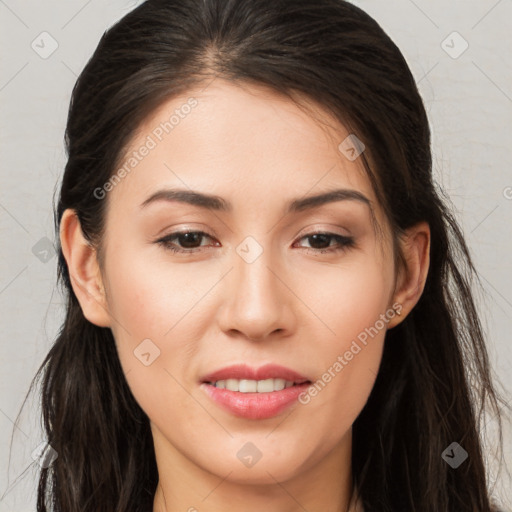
[107,78,380,220]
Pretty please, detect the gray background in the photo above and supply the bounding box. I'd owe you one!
[1,0,511,510]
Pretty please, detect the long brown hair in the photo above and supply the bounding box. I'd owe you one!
[23,0,511,510]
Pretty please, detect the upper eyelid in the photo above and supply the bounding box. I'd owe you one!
[159,227,350,238]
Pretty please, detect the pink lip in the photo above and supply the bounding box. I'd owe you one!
[201,363,310,384]
[200,364,312,420]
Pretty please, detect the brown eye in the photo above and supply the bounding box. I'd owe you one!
[294,232,355,254]
[156,230,217,254]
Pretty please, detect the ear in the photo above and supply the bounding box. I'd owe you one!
[387,221,430,329]
[59,209,111,327]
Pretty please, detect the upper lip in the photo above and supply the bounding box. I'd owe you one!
[201,364,311,384]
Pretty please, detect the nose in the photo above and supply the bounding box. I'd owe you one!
[216,247,296,342]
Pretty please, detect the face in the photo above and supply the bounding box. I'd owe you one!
[96,79,400,484]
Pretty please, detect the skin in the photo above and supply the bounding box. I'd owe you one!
[60,78,430,512]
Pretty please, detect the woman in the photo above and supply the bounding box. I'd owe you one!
[32,0,510,510]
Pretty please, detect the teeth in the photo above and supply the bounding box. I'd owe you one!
[211,378,297,392]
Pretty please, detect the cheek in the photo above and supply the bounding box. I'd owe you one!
[104,261,199,425]
[101,244,221,414]
[300,245,394,342]
[295,250,393,426]
[104,243,208,344]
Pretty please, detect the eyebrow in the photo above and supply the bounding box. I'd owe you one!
[140,187,374,216]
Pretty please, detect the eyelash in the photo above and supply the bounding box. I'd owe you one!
[155,229,355,255]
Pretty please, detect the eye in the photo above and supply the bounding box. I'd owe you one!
[293,231,355,254]
[155,230,218,254]
[154,230,355,255]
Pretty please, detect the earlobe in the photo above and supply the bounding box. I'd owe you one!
[59,209,111,328]
[387,221,431,329]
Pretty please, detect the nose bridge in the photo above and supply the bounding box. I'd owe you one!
[219,236,293,340]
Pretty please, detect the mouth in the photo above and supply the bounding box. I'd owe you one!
[200,364,313,419]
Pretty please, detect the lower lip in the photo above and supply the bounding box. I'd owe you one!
[200,382,311,420]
